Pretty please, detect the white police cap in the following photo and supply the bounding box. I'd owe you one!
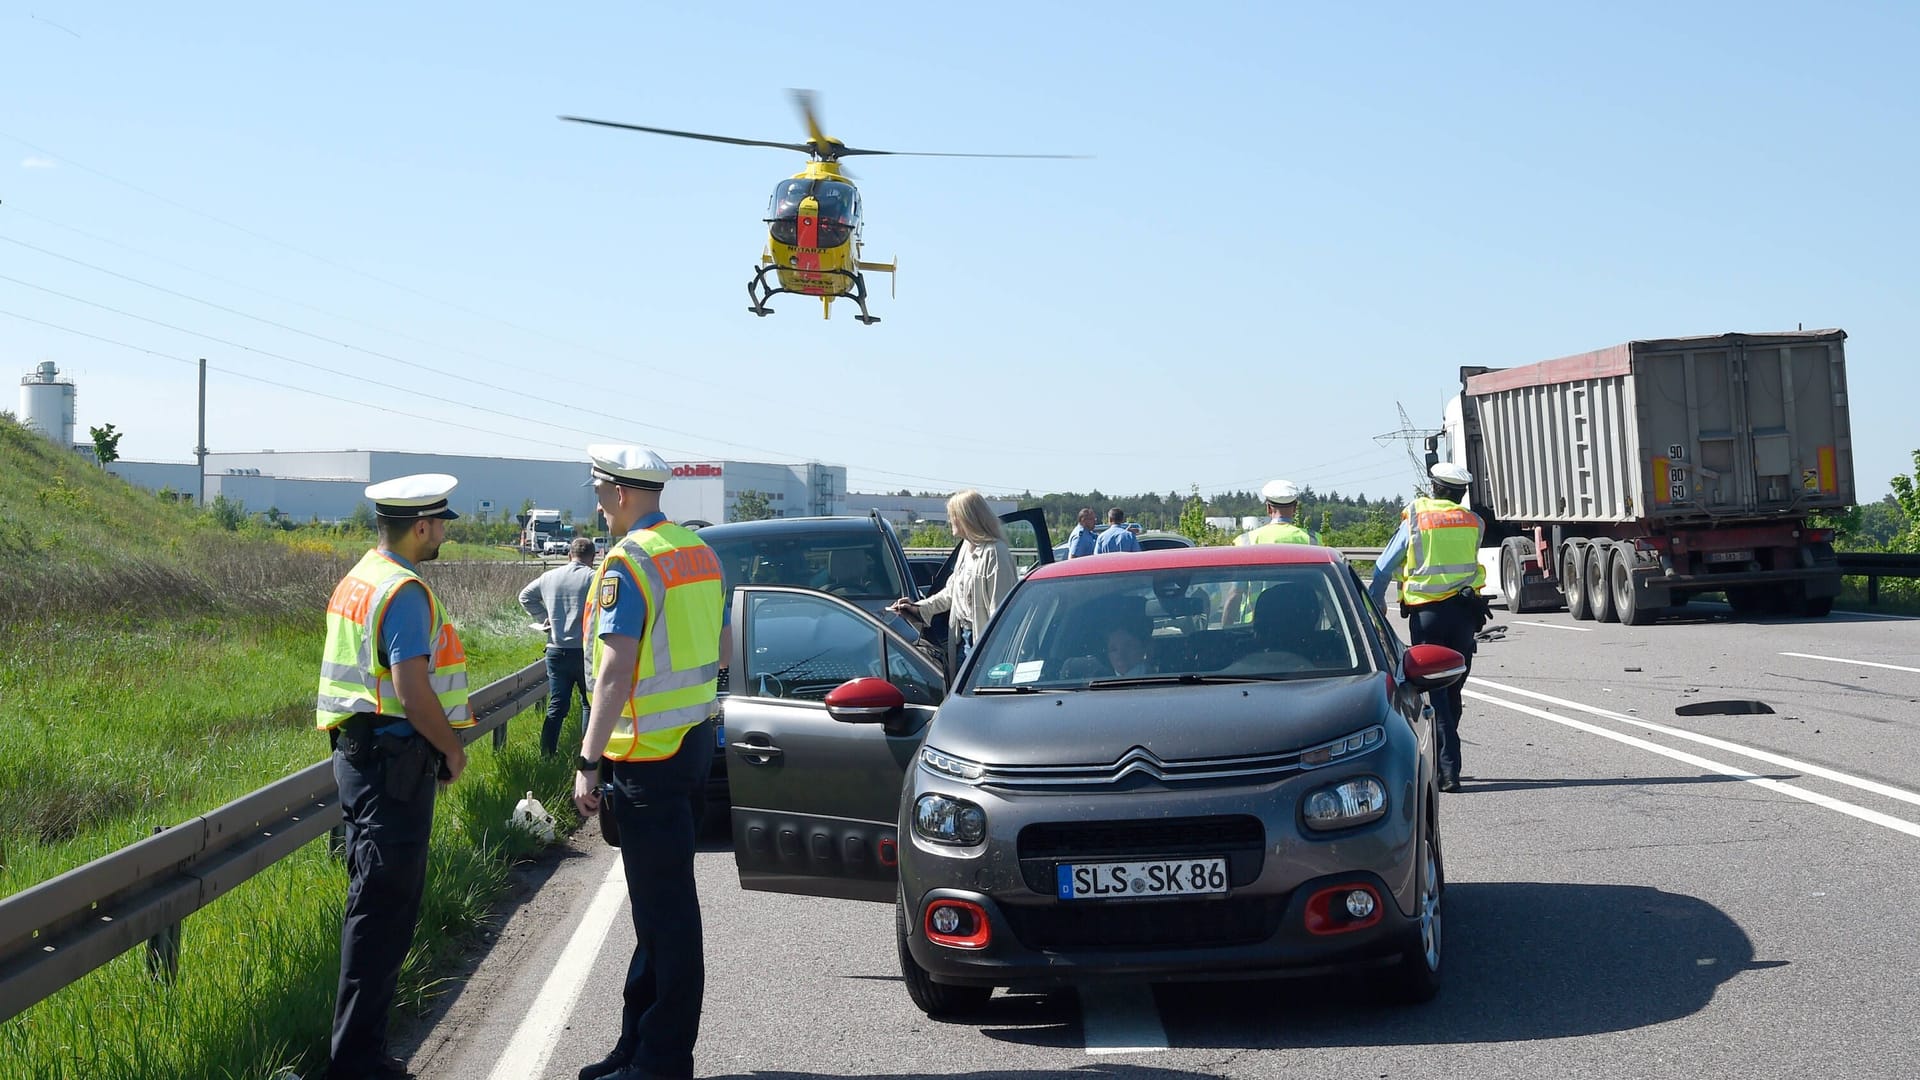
[1261,479,1301,504]
[587,444,671,491]
[1430,462,1473,486]
[364,473,459,520]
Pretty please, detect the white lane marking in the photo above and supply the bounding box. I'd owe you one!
[1462,690,1920,839]
[1079,983,1168,1055]
[1514,620,1595,632]
[485,856,628,1080]
[1780,652,1920,675]
[1469,677,1920,810]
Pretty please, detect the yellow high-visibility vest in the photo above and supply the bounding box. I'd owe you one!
[315,549,471,729]
[1399,497,1486,606]
[1227,518,1314,622]
[586,523,724,761]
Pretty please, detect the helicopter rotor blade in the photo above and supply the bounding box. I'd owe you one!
[789,89,832,153]
[559,115,813,155]
[834,147,1090,159]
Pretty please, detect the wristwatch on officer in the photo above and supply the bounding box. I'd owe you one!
[575,754,601,774]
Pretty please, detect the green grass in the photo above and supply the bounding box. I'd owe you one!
[0,418,590,1080]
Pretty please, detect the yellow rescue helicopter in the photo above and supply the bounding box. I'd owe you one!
[562,91,1078,324]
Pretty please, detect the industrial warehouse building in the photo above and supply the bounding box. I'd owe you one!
[104,450,852,527]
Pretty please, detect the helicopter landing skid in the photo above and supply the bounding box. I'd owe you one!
[747,265,880,325]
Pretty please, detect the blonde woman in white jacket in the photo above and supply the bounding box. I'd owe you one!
[890,490,1016,679]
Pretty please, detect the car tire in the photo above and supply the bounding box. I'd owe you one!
[1383,814,1444,1005]
[896,890,992,1019]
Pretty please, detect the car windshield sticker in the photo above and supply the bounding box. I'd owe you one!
[987,662,1015,682]
[1012,661,1045,684]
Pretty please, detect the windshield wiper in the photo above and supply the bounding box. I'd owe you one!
[1085,674,1265,690]
[972,684,1058,694]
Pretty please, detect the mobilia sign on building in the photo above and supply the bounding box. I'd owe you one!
[659,458,848,525]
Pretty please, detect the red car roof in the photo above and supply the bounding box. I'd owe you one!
[1027,544,1345,580]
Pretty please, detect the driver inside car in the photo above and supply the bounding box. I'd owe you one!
[1105,623,1152,677]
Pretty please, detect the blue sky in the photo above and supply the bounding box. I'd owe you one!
[4,1,1915,501]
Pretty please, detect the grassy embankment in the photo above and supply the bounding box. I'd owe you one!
[0,419,582,1080]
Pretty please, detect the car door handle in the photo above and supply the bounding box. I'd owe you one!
[733,740,783,763]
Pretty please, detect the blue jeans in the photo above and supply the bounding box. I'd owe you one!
[604,731,716,1079]
[542,648,589,757]
[951,626,975,685]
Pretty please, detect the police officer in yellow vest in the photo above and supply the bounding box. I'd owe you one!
[571,445,729,1080]
[315,474,473,1080]
[1368,462,1486,793]
[1224,479,1319,624]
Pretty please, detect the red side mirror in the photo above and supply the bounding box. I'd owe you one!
[1403,644,1468,691]
[824,677,907,724]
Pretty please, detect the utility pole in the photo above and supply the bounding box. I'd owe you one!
[195,358,208,506]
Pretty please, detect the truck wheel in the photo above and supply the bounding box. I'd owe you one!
[1726,587,1764,617]
[1563,545,1592,620]
[1500,542,1528,613]
[1611,548,1658,625]
[1586,544,1618,623]
[1793,589,1834,618]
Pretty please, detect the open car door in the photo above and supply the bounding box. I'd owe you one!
[724,585,946,902]
[921,507,1055,677]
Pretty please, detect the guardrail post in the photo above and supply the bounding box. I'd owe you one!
[144,826,181,983]
[492,718,508,749]
[1868,574,1879,606]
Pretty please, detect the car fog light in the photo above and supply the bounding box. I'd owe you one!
[1345,890,1377,919]
[932,906,962,934]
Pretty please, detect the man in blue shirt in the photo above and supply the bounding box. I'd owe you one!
[1093,507,1141,554]
[1064,506,1099,559]
[519,537,598,757]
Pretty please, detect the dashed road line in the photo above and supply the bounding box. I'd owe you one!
[1079,983,1168,1055]
[1779,652,1920,675]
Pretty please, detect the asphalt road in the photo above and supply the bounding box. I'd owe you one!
[403,602,1920,1080]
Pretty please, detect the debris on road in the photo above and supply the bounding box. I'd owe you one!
[1676,700,1776,717]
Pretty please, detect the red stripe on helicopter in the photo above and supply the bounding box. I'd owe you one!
[797,215,820,271]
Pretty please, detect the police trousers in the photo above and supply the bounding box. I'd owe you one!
[605,731,716,1079]
[329,732,437,1078]
[1408,591,1478,776]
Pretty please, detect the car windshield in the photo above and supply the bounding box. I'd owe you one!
[965,563,1369,692]
[705,530,907,601]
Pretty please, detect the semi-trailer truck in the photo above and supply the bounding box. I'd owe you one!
[1433,329,1854,625]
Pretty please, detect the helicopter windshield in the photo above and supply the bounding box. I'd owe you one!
[767,179,858,248]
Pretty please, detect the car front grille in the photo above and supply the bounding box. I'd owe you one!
[1002,895,1287,950]
[1015,815,1267,893]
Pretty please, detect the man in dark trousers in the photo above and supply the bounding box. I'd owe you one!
[1368,462,1487,793]
[315,474,473,1080]
[572,445,730,1080]
[519,536,598,756]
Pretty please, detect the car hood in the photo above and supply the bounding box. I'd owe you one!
[931,674,1390,766]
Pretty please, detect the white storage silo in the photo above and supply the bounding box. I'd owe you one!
[20,361,78,447]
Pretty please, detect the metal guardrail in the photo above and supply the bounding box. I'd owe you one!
[1837,551,1920,605]
[0,661,548,1023]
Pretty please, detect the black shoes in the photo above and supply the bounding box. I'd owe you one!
[1438,767,1463,793]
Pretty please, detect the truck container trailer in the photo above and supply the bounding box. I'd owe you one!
[1434,329,1854,625]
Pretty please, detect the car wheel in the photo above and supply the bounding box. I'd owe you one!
[1384,818,1444,1004]
[896,890,992,1018]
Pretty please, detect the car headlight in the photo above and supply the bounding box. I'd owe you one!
[1302,777,1389,831]
[920,746,984,781]
[914,793,987,846]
